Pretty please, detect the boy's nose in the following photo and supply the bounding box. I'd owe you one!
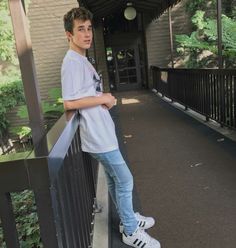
[85,30,91,36]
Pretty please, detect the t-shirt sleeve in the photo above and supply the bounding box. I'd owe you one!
[61,59,95,100]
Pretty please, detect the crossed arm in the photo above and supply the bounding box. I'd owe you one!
[63,93,116,111]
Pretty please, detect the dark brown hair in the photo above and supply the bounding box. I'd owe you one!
[63,7,93,33]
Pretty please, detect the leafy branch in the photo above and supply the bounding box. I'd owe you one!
[175,10,236,68]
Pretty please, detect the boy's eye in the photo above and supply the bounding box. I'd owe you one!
[78,27,93,32]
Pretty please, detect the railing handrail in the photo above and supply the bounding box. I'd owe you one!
[151,66,236,74]
[0,112,77,162]
[0,112,78,192]
[0,111,98,248]
[151,66,236,130]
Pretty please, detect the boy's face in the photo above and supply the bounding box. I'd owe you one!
[67,19,93,53]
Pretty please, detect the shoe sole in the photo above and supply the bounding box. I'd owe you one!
[122,237,161,248]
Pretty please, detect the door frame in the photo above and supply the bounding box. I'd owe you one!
[113,43,142,91]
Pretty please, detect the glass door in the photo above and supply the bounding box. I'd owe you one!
[113,46,141,91]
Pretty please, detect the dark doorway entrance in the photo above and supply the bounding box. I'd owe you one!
[104,12,147,91]
[113,45,141,91]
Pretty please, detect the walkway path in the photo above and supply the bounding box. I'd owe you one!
[111,90,236,248]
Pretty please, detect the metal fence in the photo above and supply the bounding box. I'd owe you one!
[151,66,236,129]
[0,112,98,248]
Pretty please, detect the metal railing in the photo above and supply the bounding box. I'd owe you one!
[0,112,98,248]
[151,66,236,129]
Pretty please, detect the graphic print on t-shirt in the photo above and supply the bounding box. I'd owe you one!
[93,74,103,93]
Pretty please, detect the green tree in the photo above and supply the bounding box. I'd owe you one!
[176,9,236,68]
[0,2,16,64]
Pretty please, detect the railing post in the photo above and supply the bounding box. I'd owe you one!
[168,71,173,102]
[0,193,20,248]
[157,68,162,95]
[234,76,236,128]
[184,71,188,110]
[219,74,225,127]
[151,66,156,90]
[205,73,210,122]
[34,189,60,248]
[28,158,60,248]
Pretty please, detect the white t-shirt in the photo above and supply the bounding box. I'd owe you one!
[61,49,119,153]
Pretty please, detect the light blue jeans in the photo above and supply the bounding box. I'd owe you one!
[90,149,138,235]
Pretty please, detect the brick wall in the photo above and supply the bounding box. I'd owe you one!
[144,0,191,88]
[27,0,79,101]
[145,0,191,69]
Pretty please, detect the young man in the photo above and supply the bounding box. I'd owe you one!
[61,7,161,248]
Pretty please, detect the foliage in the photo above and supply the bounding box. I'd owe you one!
[10,126,31,139]
[10,87,63,139]
[0,2,23,136]
[0,190,42,247]
[0,0,31,63]
[175,10,236,68]
[0,2,17,64]
[47,88,63,103]
[0,80,25,136]
[17,102,63,120]
[0,66,21,85]
[185,0,216,16]
[17,88,63,119]
[43,88,64,122]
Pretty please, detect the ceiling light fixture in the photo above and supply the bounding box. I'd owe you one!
[124,2,137,21]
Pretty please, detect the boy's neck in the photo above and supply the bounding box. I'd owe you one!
[69,43,86,57]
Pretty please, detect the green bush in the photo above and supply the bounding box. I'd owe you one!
[16,87,63,131]
[176,10,236,68]
[0,190,42,248]
[0,2,16,64]
[0,80,25,136]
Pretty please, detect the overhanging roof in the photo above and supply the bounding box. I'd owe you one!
[78,0,182,20]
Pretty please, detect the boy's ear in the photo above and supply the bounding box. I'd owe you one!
[65,31,72,41]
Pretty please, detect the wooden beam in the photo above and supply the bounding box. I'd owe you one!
[0,193,20,248]
[8,0,45,147]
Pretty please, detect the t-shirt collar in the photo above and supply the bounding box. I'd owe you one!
[68,49,88,61]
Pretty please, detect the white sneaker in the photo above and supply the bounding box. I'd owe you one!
[122,228,161,248]
[119,212,155,233]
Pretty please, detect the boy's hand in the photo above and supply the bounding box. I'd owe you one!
[101,93,116,110]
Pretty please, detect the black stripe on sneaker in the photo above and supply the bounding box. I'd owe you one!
[139,221,143,227]
[142,221,145,227]
[133,239,139,245]
[141,243,146,248]
[137,240,143,246]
